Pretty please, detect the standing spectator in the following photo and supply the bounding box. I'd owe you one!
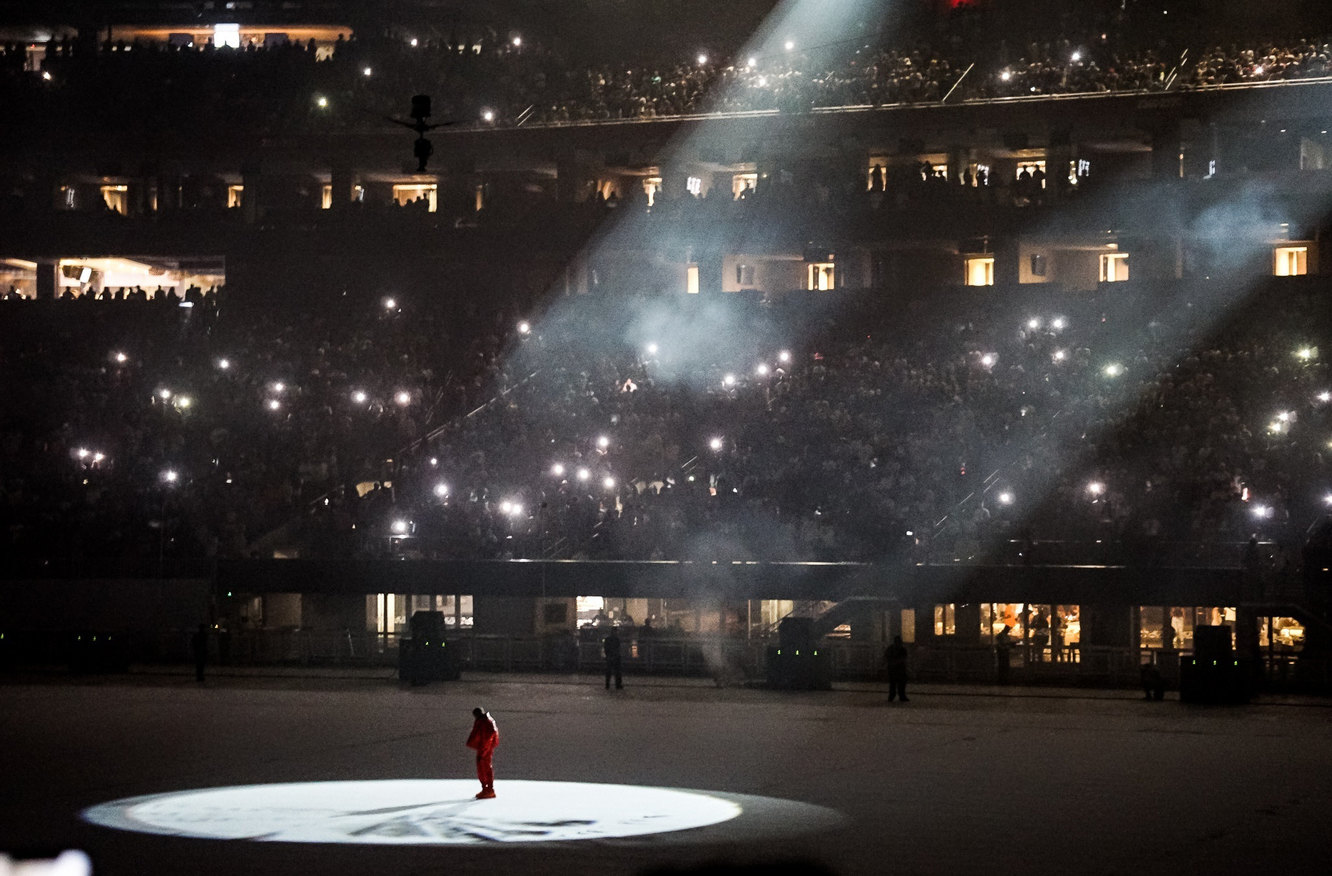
[995,624,1013,685]
[884,634,909,702]
[603,628,623,690]
[465,706,499,799]
[192,623,208,683]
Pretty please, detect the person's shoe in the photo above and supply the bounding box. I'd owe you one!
[475,788,496,799]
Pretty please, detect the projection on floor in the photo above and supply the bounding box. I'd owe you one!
[83,780,841,845]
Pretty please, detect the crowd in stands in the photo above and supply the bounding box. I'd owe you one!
[4,24,1332,135]
[4,279,1327,571]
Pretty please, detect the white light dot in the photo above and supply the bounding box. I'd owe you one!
[747,56,757,67]
[778,350,791,363]
[114,351,128,364]
[395,391,411,406]
[697,53,708,65]
[1103,363,1123,378]
[756,364,770,376]
[603,477,616,490]
[352,390,368,404]
[577,468,590,482]
[646,342,659,356]
[267,399,281,411]
[482,109,495,122]
[784,40,795,51]
[272,382,285,393]
[391,519,409,534]
[1088,482,1105,496]
[383,297,396,311]
[1052,350,1066,362]
[158,388,172,400]
[597,435,610,449]
[362,66,372,77]
[709,437,724,452]
[162,470,178,483]
[980,354,996,368]
[998,492,1014,505]
[1051,317,1066,330]
[433,483,448,498]
[217,358,230,370]
[551,463,566,477]
[723,374,736,387]
[1026,318,1041,330]
[77,448,90,459]
[517,321,531,335]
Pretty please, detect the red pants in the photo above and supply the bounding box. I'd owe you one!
[476,752,494,789]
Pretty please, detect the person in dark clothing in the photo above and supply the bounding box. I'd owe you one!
[192,623,208,682]
[884,635,909,702]
[603,628,623,689]
[995,625,1013,685]
[1140,662,1166,700]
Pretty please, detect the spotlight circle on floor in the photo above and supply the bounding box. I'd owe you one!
[82,780,835,845]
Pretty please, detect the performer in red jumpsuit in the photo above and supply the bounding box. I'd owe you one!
[465,706,499,799]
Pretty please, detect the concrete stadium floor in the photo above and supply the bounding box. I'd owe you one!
[2,668,1330,876]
